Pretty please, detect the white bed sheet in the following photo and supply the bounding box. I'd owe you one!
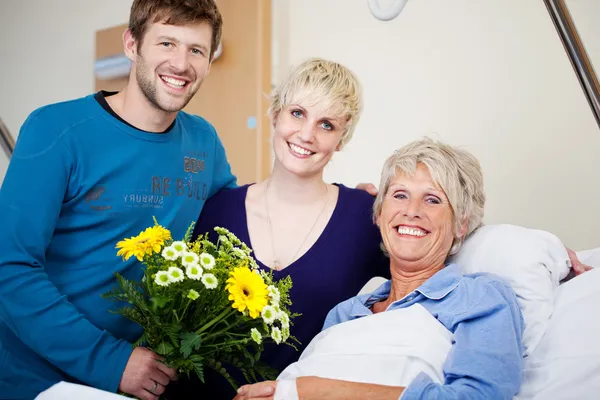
[519,267,600,400]
[35,382,127,400]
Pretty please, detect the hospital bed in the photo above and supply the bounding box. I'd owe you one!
[36,227,600,400]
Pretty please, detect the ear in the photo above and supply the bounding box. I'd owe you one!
[456,218,469,239]
[375,211,382,227]
[270,111,279,129]
[123,28,137,61]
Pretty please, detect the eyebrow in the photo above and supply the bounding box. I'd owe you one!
[389,183,443,194]
[156,36,209,52]
[288,104,344,124]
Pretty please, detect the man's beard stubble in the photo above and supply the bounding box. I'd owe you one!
[135,54,201,113]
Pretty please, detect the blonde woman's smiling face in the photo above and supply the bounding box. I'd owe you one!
[377,163,458,270]
[272,99,346,178]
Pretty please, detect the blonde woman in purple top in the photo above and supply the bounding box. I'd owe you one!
[168,59,389,399]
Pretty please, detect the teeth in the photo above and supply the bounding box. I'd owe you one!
[397,227,427,237]
[289,143,312,156]
[162,76,186,87]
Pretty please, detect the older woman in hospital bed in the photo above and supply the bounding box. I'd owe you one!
[235,138,600,400]
[236,137,524,399]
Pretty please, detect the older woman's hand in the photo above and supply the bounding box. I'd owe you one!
[567,247,593,276]
[234,381,277,400]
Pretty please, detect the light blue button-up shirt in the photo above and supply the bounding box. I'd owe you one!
[323,264,524,399]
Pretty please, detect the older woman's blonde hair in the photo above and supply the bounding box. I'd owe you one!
[373,138,486,256]
[268,58,363,150]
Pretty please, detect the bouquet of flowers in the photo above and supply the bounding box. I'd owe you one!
[103,219,296,389]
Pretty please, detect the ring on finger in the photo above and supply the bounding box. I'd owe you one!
[151,380,158,394]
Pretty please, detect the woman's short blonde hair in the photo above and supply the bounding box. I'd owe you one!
[268,58,363,150]
[373,138,486,255]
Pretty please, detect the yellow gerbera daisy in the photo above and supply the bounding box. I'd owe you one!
[116,225,172,261]
[226,267,269,318]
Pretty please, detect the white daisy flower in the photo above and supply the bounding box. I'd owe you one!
[199,253,215,270]
[271,327,283,344]
[267,285,280,304]
[181,251,199,267]
[250,328,262,344]
[281,326,290,342]
[185,264,203,280]
[272,304,281,316]
[201,273,218,289]
[154,271,171,287]
[161,245,178,261]
[167,266,185,283]
[171,241,187,255]
[279,312,290,329]
[261,305,277,325]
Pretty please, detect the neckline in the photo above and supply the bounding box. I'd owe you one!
[88,93,178,142]
[94,91,177,134]
[240,183,345,274]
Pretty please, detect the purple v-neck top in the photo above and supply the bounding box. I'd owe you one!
[192,183,389,394]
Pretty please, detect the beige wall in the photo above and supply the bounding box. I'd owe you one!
[0,0,133,181]
[1,0,599,249]
[272,0,600,250]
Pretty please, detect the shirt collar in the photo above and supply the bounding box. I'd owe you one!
[415,263,462,300]
[350,263,463,316]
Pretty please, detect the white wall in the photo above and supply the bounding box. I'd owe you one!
[1,0,599,249]
[0,0,133,181]
[273,0,600,250]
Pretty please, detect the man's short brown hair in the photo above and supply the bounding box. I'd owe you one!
[129,0,223,58]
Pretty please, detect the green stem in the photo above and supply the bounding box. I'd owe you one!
[202,338,249,349]
[180,298,192,321]
[196,308,237,335]
[202,322,236,341]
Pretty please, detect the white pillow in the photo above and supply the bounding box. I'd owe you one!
[519,268,600,399]
[449,224,570,356]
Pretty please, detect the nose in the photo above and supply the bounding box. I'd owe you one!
[404,197,422,219]
[169,48,190,73]
[296,123,316,143]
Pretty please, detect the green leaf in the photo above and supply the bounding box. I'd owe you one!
[155,342,174,356]
[133,333,148,348]
[151,296,170,310]
[180,332,203,358]
[189,354,205,382]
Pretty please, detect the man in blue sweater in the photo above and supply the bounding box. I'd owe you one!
[0,1,236,399]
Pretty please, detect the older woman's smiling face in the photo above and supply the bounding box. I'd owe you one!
[377,163,459,271]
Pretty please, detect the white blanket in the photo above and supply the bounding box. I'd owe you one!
[35,382,127,400]
[278,304,453,387]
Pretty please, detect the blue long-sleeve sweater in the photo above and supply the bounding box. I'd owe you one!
[0,93,236,399]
